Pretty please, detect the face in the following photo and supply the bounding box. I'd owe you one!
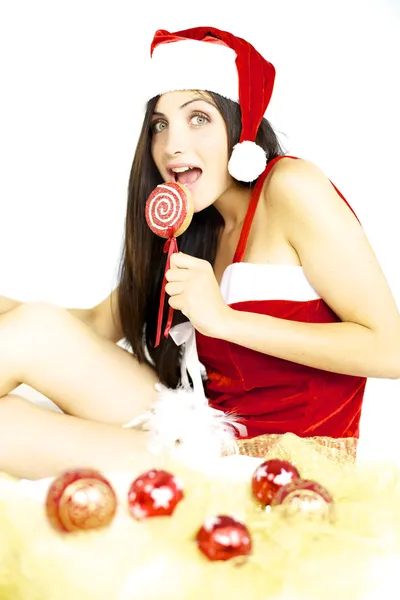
[150,90,231,212]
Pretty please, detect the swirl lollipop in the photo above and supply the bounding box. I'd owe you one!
[145,181,194,346]
[145,181,194,239]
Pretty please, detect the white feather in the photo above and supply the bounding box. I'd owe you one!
[131,384,241,469]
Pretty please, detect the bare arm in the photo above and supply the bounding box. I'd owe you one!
[216,159,400,379]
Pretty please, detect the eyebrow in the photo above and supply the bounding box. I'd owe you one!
[152,97,216,118]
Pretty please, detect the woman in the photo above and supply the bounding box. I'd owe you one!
[0,26,399,479]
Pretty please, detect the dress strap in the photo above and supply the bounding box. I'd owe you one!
[232,154,361,264]
[233,155,299,263]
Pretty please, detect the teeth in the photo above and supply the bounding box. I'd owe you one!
[171,166,193,173]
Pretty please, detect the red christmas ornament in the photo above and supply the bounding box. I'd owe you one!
[251,459,301,506]
[271,478,334,520]
[196,515,252,562]
[127,469,184,520]
[45,468,117,532]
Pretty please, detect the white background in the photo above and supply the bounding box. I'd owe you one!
[0,0,399,462]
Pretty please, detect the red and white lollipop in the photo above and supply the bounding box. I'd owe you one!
[145,181,194,346]
[145,181,194,239]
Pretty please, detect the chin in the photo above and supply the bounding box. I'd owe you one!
[193,204,207,214]
[193,185,226,214]
[191,189,212,213]
[193,198,216,213]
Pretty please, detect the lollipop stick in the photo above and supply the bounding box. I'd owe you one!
[164,304,175,340]
[155,236,178,347]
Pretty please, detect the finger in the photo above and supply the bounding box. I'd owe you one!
[165,282,184,296]
[165,268,191,282]
[168,296,184,311]
[170,252,208,270]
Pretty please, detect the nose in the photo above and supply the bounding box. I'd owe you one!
[163,121,188,158]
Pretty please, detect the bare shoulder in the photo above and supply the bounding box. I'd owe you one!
[264,157,339,212]
[263,156,400,336]
[92,287,124,343]
[263,156,363,240]
[266,155,323,180]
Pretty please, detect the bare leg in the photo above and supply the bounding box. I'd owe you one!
[0,302,159,424]
[0,394,158,479]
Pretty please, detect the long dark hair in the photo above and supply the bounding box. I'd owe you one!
[117,92,287,388]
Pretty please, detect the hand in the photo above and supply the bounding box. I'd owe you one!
[165,252,230,337]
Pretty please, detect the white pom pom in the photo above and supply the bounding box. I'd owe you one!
[127,384,244,470]
[228,141,267,182]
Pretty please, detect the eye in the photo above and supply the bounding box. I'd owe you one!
[151,120,167,134]
[190,111,210,126]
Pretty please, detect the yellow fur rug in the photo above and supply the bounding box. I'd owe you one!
[0,433,399,600]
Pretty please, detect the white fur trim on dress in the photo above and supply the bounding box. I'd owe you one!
[123,384,245,469]
[145,39,239,102]
[136,384,242,466]
[123,322,247,468]
[220,263,321,305]
[123,266,319,466]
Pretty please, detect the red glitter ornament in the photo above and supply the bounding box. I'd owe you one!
[251,459,301,506]
[45,468,117,532]
[271,478,334,520]
[127,469,184,520]
[196,515,252,562]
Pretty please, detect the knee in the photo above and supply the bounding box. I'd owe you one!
[10,302,69,365]
[16,301,67,328]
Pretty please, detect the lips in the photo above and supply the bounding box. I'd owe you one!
[166,166,203,187]
[167,165,198,175]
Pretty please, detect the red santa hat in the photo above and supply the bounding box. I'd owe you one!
[146,26,276,183]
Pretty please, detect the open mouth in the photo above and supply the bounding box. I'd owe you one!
[167,166,203,186]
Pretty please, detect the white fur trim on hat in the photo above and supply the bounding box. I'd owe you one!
[146,39,239,102]
[228,141,267,182]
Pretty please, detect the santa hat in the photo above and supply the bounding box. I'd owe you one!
[146,27,276,183]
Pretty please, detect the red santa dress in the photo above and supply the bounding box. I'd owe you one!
[195,155,366,440]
